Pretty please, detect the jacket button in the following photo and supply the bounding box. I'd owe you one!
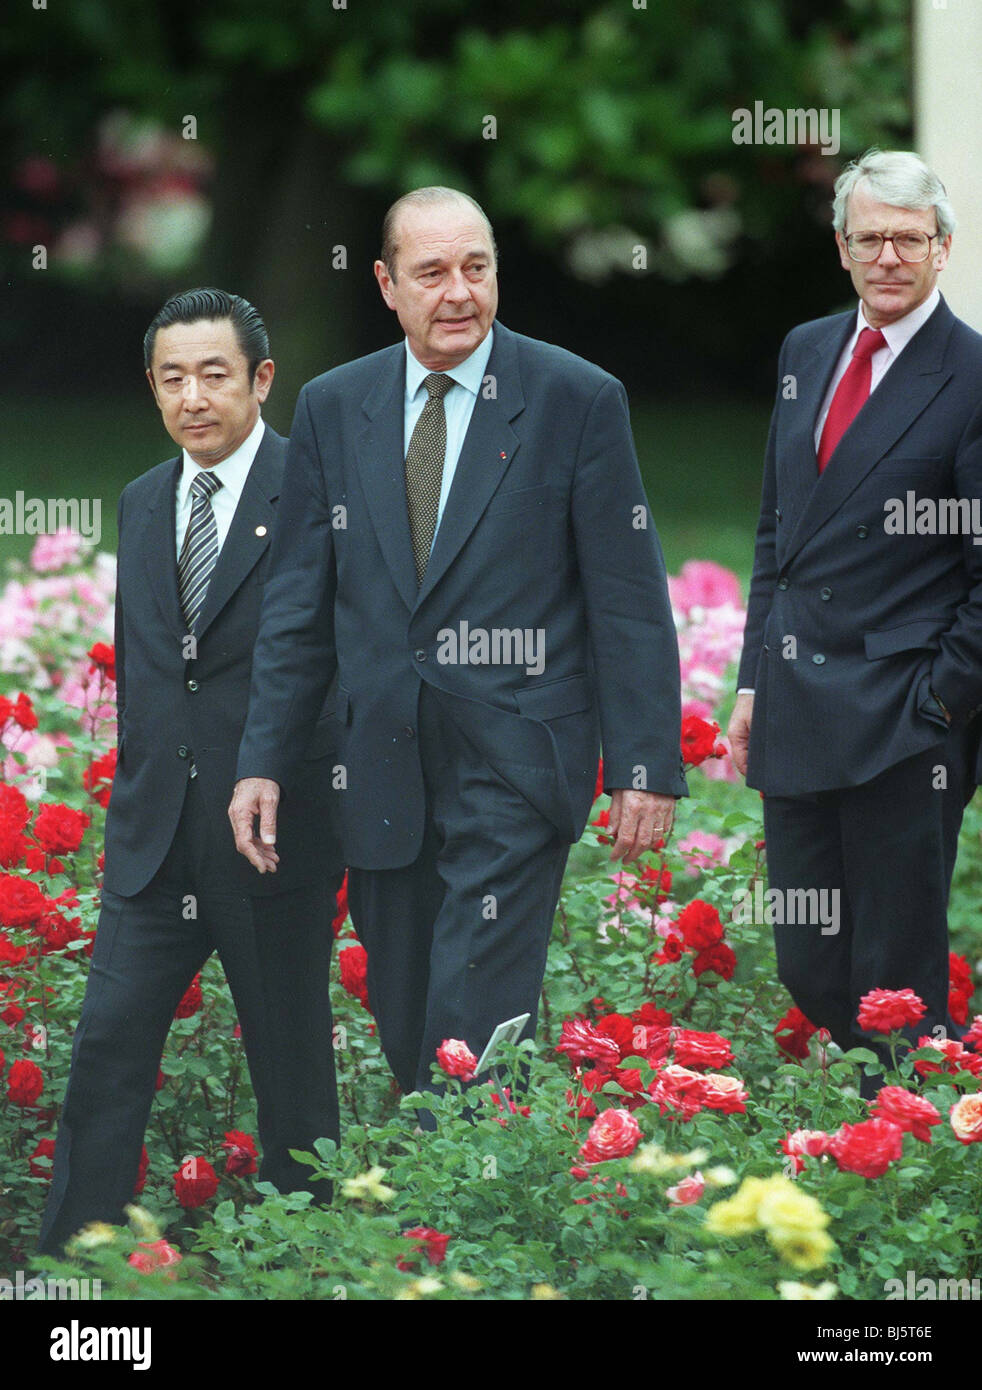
[777,577,789,591]
[404,726,415,739]
[177,745,189,758]
[186,679,199,692]
[414,649,427,662]
[812,654,826,666]
[820,587,832,601]
[856,524,869,538]
[774,507,782,521]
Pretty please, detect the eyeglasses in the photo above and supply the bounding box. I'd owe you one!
[844,230,941,264]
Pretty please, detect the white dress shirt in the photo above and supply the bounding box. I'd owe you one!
[175,412,266,559]
[403,328,495,553]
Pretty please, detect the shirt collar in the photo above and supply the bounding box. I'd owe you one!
[404,326,495,403]
[178,412,265,505]
[855,286,941,356]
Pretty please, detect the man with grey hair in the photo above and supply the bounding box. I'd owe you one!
[729,149,982,1093]
[230,185,686,1109]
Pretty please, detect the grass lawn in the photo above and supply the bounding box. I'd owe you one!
[0,392,770,591]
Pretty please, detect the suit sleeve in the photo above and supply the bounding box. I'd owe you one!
[236,385,338,791]
[113,490,126,743]
[736,337,787,691]
[571,376,687,798]
[929,398,982,720]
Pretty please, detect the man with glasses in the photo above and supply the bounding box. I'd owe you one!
[729,149,982,1092]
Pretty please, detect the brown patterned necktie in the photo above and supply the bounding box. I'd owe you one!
[405,372,453,585]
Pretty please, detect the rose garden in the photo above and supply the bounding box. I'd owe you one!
[1,533,980,1301]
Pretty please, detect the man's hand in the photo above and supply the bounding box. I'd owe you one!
[608,788,675,864]
[727,692,754,778]
[229,777,282,873]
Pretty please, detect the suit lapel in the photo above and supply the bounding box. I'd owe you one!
[782,299,955,566]
[140,457,186,641]
[416,323,523,606]
[356,347,419,612]
[193,428,279,641]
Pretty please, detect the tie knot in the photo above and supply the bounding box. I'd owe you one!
[852,327,887,362]
[190,469,223,499]
[423,372,453,401]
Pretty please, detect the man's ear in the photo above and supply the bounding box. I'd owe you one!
[146,368,161,408]
[253,358,275,404]
[374,258,397,310]
[834,231,851,273]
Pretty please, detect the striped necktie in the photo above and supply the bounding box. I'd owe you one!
[405,372,453,585]
[178,469,223,632]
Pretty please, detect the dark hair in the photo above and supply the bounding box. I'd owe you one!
[143,288,270,384]
[380,187,497,281]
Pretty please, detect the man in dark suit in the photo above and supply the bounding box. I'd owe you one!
[40,289,345,1254]
[729,150,982,1090]
[230,187,686,1103]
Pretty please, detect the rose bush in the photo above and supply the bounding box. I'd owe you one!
[2,536,980,1300]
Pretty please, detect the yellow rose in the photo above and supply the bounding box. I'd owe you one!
[768,1226,836,1271]
[704,1176,771,1235]
[756,1177,830,1237]
[778,1280,838,1300]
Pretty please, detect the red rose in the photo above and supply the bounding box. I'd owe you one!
[0,933,28,966]
[0,873,48,928]
[331,873,349,937]
[681,716,720,767]
[692,940,737,981]
[222,1130,258,1176]
[399,1226,451,1269]
[173,1155,219,1208]
[579,1107,642,1164]
[338,942,370,1009]
[774,1005,817,1060]
[965,1016,982,1052]
[675,899,724,951]
[671,1029,734,1071]
[0,824,27,869]
[594,758,605,802]
[781,1128,832,1174]
[11,694,38,731]
[653,933,686,965]
[129,1239,182,1276]
[857,987,927,1034]
[29,1137,56,1179]
[175,974,203,1019]
[631,1002,673,1028]
[634,863,672,906]
[829,1118,904,1178]
[33,803,91,855]
[134,1144,149,1195]
[0,784,30,830]
[555,1017,622,1069]
[82,748,117,808]
[595,1012,637,1058]
[591,809,613,845]
[913,1035,982,1080]
[869,1086,941,1143]
[7,1058,44,1106]
[436,1038,478,1081]
[949,952,975,1027]
[88,643,116,683]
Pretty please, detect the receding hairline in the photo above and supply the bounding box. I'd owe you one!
[381,187,497,278]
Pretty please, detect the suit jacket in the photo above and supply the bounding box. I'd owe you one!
[738,295,982,797]
[104,424,344,897]
[236,321,686,870]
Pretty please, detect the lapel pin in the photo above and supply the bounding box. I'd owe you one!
[255,525,267,537]
[500,451,507,459]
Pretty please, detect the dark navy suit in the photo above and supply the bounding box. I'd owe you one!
[738,296,982,1076]
[237,322,686,1095]
[40,425,345,1254]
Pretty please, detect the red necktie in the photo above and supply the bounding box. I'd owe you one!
[817,326,887,473]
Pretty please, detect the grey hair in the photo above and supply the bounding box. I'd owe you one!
[832,148,955,239]
[380,186,498,280]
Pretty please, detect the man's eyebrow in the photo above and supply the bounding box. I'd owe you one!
[409,249,491,273]
[156,355,232,372]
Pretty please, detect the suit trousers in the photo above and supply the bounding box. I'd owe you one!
[347,682,571,1099]
[763,718,979,1094]
[39,776,341,1255]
